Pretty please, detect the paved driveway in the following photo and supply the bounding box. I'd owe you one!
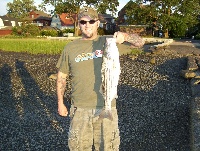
[168,39,200,55]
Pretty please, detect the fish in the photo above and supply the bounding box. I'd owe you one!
[99,38,121,121]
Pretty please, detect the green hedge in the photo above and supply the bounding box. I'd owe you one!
[12,24,40,37]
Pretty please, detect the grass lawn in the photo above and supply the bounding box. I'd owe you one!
[0,38,70,54]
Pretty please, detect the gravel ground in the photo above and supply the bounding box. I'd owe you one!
[0,46,192,151]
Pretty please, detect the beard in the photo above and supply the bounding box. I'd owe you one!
[81,29,94,39]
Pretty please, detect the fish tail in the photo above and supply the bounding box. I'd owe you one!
[99,109,113,121]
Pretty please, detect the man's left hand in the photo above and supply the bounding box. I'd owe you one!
[113,31,126,44]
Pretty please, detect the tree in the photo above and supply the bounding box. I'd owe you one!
[125,1,158,25]
[42,0,119,36]
[7,0,37,19]
[129,0,200,38]
[37,2,49,13]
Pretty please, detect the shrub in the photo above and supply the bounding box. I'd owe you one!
[195,33,200,39]
[12,24,40,37]
[23,24,40,36]
[40,29,59,37]
[98,28,106,35]
[62,28,74,33]
[62,28,75,37]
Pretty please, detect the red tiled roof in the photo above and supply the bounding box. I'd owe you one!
[27,10,51,21]
[30,10,51,18]
[59,13,76,26]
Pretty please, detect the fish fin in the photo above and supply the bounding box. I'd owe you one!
[99,109,113,121]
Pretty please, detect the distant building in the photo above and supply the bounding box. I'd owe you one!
[116,1,152,36]
[24,10,52,27]
[98,14,115,33]
[0,15,21,29]
[0,15,21,35]
[51,14,62,29]
[51,13,76,30]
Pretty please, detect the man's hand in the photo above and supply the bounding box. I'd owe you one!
[113,31,126,44]
[58,103,68,116]
[113,31,145,48]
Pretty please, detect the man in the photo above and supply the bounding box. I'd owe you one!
[56,7,144,151]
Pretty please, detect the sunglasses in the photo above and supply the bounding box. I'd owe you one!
[79,20,98,25]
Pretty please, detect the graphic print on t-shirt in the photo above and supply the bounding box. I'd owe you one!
[75,50,103,62]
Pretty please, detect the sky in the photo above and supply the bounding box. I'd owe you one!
[0,0,129,16]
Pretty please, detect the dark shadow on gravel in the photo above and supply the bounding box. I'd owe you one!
[117,55,192,151]
[0,57,70,150]
[0,64,13,108]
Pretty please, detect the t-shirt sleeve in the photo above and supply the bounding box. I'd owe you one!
[56,46,69,74]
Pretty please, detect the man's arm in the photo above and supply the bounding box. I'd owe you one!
[124,33,145,48]
[113,31,145,48]
[57,71,68,116]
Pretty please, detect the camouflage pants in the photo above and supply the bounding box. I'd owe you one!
[68,107,120,151]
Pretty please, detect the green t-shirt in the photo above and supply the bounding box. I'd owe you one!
[56,35,132,108]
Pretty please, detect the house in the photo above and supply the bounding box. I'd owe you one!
[98,14,116,33]
[51,13,76,30]
[116,1,135,26]
[0,15,21,35]
[0,15,20,29]
[116,1,152,36]
[25,10,52,27]
[59,13,76,29]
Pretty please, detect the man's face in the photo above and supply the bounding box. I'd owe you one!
[79,16,99,40]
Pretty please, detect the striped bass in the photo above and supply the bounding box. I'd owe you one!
[99,38,121,121]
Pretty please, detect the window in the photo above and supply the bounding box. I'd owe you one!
[99,23,103,28]
[124,14,127,20]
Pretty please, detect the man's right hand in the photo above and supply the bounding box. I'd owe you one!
[58,103,68,116]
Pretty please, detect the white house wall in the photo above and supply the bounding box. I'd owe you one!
[0,18,4,29]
